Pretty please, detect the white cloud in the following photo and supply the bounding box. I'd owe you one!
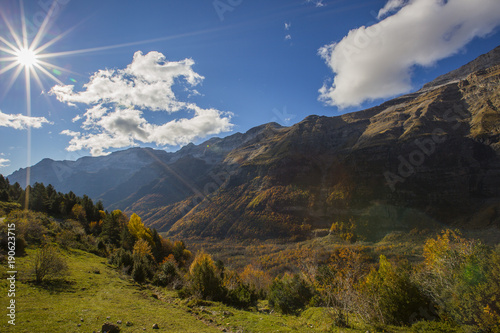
[61,105,232,156]
[285,22,291,30]
[50,51,204,112]
[0,158,10,168]
[0,110,51,129]
[306,0,325,8]
[377,0,407,19]
[52,51,233,156]
[318,0,500,109]
[285,34,292,40]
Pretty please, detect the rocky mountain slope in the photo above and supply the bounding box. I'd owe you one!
[7,46,500,240]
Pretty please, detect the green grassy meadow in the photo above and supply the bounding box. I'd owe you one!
[0,246,424,333]
[1,247,220,333]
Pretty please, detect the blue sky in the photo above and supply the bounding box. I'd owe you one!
[0,0,499,176]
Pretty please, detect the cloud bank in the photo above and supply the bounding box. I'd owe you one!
[51,51,233,156]
[318,0,500,108]
[0,110,51,129]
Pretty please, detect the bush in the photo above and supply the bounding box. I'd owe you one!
[240,264,271,298]
[108,248,133,272]
[329,220,357,243]
[225,282,258,308]
[223,269,258,308]
[131,255,154,283]
[153,260,179,287]
[419,230,500,330]
[0,222,26,256]
[188,252,224,301]
[360,255,432,326]
[268,273,315,315]
[8,210,52,244]
[32,244,69,283]
[0,201,21,215]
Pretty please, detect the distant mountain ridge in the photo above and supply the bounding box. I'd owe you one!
[7,45,500,241]
[7,123,284,208]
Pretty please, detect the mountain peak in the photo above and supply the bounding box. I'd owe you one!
[422,45,500,91]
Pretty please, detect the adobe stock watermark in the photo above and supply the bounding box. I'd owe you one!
[5,219,17,326]
[213,0,243,22]
[271,106,296,126]
[384,103,469,192]
[338,9,390,62]
[25,0,72,39]
[179,162,239,216]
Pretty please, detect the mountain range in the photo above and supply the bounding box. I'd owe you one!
[7,45,500,240]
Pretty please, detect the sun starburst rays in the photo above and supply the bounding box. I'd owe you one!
[0,1,73,208]
[0,3,76,100]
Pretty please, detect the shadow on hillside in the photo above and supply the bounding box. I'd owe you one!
[29,278,77,294]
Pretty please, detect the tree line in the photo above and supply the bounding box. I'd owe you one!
[0,174,103,222]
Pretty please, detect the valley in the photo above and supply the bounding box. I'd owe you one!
[1,46,500,333]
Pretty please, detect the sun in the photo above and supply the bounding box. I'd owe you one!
[15,48,39,67]
[0,5,69,94]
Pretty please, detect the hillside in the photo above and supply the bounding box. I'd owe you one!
[152,45,500,240]
[0,248,220,333]
[7,45,500,241]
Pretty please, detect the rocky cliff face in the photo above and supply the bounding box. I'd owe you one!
[7,46,500,240]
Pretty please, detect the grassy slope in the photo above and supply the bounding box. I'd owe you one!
[0,246,418,333]
[0,247,218,333]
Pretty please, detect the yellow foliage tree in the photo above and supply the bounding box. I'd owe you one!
[133,238,153,259]
[71,204,86,222]
[240,264,271,293]
[188,252,223,300]
[420,230,500,329]
[128,213,153,246]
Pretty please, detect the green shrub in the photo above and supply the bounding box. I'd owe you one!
[223,270,258,308]
[108,248,133,272]
[0,222,26,256]
[225,283,258,308]
[0,201,21,215]
[188,252,224,301]
[32,244,69,283]
[153,260,179,287]
[131,255,154,283]
[268,273,315,315]
[360,255,432,326]
[420,230,500,330]
[7,210,51,244]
